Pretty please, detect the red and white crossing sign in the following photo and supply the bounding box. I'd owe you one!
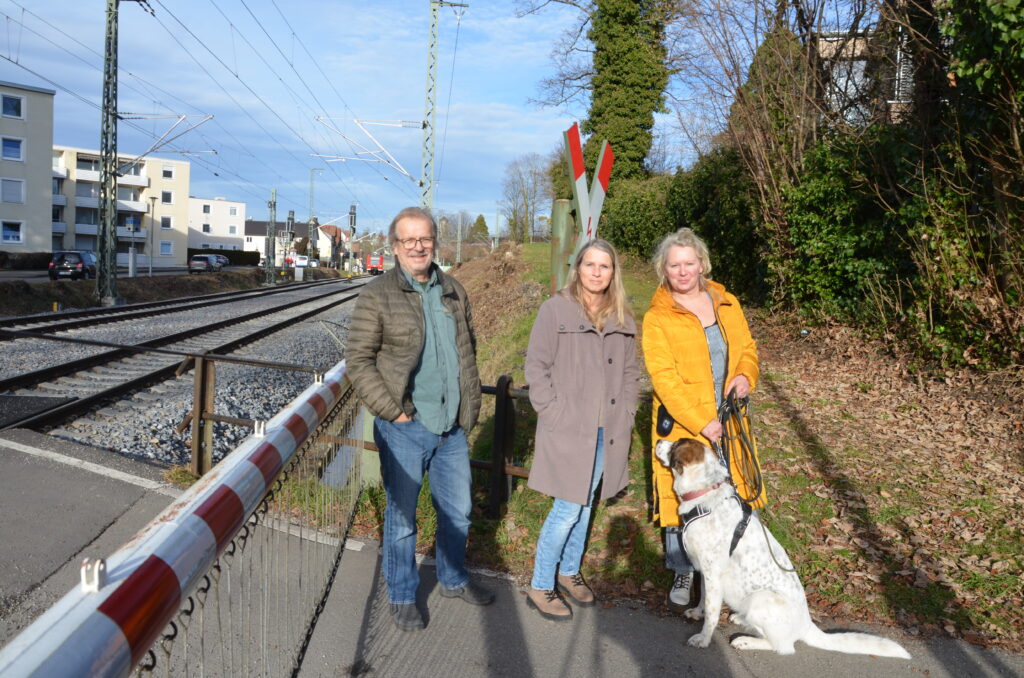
[563,122,614,253]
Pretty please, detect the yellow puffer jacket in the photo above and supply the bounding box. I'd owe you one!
[642,281,762,526]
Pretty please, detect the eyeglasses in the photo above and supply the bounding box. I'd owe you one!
[397,236,435,249]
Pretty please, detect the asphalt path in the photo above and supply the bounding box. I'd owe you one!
[1,429,1021,677]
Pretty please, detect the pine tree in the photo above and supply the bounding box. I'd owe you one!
[469,214,489,241]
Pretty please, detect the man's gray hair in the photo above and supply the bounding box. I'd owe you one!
[388,206,438,244]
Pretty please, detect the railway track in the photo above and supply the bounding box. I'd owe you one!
[0,277,355,335]
[0,279,363,432]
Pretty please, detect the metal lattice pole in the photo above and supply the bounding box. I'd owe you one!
[96,0,120,304]
[264,189,277,285]
[309,168,322,261]
[420,0,467,212]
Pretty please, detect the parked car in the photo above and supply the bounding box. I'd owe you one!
[213,254,229,267]
[48,251,98,280]
[188,254,222,274]
[294,255,309,267]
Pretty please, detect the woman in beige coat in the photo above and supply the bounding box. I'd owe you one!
[524,239,640,621]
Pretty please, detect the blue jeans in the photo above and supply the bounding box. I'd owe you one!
[374,417,472,604]
[530,428,605,591]
[665,526,694,574]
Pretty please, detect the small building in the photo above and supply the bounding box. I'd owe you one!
[188,196,246,251]
[0,80,55,254]
[244,217,314,267]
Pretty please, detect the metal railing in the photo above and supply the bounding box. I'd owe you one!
[0,361,363,678]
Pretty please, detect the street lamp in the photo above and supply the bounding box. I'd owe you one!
[148,195,157,276]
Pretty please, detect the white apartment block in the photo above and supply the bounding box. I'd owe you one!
[188,197,246,251]
[0,81,55,253]
[52,145,191,267]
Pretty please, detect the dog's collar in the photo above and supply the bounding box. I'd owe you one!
[681,482,722,502]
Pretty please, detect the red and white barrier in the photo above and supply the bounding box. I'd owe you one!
[562,122,615,253]
[0,362,350,678]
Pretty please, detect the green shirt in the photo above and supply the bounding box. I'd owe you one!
[404,267,461,434]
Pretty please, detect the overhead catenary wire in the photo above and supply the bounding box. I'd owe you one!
[435,6,466,206]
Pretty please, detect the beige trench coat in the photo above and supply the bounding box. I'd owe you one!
[525,292,640,505]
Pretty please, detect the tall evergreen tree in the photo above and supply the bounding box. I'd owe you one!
[470,214,489,241]
[582,0,669,180]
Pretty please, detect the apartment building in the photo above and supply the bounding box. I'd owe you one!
[52,145,191,266]
[0,81,55,253]
[188,197,246,251]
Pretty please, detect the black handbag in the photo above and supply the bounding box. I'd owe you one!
[656,404,674,437]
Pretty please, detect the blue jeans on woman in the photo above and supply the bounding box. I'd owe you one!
[530,428,605,591]
[374,417,473,604]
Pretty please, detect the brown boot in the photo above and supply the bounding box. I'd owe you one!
[526,588,572,621]
[557,572,596,607]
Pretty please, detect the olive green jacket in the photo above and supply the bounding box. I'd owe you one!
[346,263,482,430]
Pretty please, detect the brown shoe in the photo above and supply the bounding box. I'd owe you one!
[557,572,596,607]
[526,588,572,621]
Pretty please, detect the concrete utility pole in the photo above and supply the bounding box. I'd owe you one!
[148,195,156,276]
[309,167,323,260]
[285,210,295,262]
[264,189,277,285]
[456,212,462,264]
[420,0,467,212]
[347,203,357,270]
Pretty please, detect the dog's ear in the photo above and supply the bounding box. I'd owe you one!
[654,440,673,468]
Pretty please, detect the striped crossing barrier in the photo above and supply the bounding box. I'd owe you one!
[562,122,615,253]
[0,362,351,678]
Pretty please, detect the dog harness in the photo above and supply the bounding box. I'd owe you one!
[681,494,753,557]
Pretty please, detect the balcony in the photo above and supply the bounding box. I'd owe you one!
[74,196,99,209]
[117,226,147,240]
[74,223,98,236]
[52,221,67,234]
[117,199,148,212]
[75,169,100,182]
[52,166,67,179]
[118,174,149,189]
[52,194,67,206]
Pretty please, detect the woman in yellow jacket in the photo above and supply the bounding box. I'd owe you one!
[642,227,760,613]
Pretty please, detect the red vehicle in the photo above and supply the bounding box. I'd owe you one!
[366,254,385,275]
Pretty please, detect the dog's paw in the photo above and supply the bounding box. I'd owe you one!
[687,632,712,648]
[684,607,704,621]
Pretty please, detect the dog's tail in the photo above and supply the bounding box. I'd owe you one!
[802,625,911,659]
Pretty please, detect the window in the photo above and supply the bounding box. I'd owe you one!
[52,206,63,222]
[2,137,23,161]
[1,178,24,203]
[159,240,173,256]
[202,204,210,214]
[162,166,174,179]
[77,156,100,172]
[120,161,142,176]
[75,183,99,198]
[202,224,211,233]
[201,242,211,249]
[119,213,142,230]
[245,236,252,243]
[76,207,99,225]
[2,220,22,243]
[161,190,172,204]
[116,186,140,201]
[2,94,22,118]
[52,178,63,195]
[160,216,172,229]
[52,152,62,169]
[229,206,237,216]
[228,225,237,235]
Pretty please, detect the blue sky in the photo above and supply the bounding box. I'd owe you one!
[0,0,587,234]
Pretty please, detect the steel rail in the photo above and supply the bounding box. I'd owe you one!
[0,281,364,394]
[0,288,362,431]
[0,277,354,334]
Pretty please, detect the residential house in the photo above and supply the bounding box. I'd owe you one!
[244,217,315,267]
[188,197,246,251]
[0,81,54,253]
[53,145,191,267]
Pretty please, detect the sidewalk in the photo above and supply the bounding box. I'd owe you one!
[300,539,1024,678]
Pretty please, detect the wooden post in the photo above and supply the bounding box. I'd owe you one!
[549,198,575,295]
[190,357,216,476]
[489,375,514,518]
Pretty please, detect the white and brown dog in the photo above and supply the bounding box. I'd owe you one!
[655,438,910,659]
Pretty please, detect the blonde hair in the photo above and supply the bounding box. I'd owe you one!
[652,227,712,289]
[565,239,631,331]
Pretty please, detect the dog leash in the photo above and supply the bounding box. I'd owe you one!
[714,392,796,573]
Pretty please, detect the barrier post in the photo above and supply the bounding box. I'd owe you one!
[550,198,574,294]
[190,357,216,476]
[489,375,514,518]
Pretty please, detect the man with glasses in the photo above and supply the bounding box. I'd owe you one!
[347,206,494,631]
